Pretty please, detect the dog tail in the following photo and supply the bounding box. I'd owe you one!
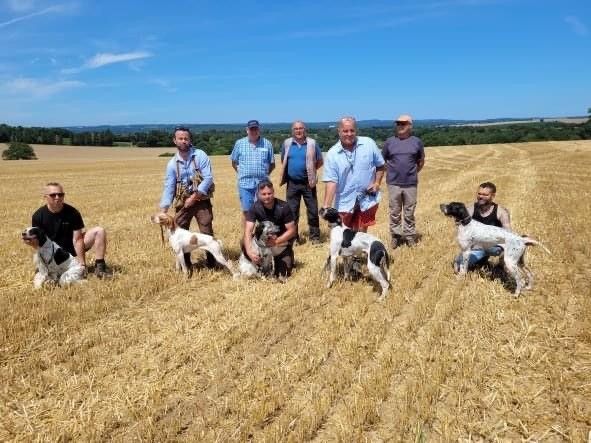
[378,251,391,282]
[522,236,551,255]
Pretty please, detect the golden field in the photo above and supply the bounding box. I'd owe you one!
[0,141,590,442]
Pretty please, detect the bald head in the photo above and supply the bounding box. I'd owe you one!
[337,116,357,149]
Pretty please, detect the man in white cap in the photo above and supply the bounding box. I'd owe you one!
[382,114,425,248]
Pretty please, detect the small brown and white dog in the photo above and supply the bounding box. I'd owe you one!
[21,226,85,289]
[150,213,236,277]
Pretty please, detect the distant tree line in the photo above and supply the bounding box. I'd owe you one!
[1,119,590,155]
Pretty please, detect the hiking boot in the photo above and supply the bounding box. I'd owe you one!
[94,262,113,279]
[405,236,417,247]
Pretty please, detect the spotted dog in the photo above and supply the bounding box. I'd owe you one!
[21,226,85,288]
[440,202,551,296]
[320,207,391,300]
[151,213,236,277]
[238,221,284,278]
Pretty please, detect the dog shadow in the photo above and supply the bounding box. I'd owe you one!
[476,259,517,293]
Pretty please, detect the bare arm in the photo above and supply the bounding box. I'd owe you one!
[73,229,86,267]
[323,181,337,208]
[271,222,296,246]
[243,220,260,263]
[268,162,275,174]
[368,165,385,193]
[417,158,425,173]
[232,160,238,172]
[498,206,512,231]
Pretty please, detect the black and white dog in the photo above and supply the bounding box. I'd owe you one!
[238,221,284,278]
[21,226,85,289]
[320,208,391,299]
[440,202,551,296]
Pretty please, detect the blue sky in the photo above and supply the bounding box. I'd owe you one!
[1,0,589,126]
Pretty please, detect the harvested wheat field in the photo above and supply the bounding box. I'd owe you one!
[1,141,590,442]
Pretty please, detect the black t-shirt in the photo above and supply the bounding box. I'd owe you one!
[31,203,84,255]
[246,198,294,238]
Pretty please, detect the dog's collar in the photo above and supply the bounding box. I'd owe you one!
[459,215,472,226]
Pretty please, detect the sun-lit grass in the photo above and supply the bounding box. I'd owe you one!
[1,141,590,441]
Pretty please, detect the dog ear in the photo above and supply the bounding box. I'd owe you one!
[254,223,264,239]
[31,227,47,245]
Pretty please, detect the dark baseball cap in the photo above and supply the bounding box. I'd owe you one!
[247,119,260,128]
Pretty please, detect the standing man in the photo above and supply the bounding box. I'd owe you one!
[454,182,512,272]
[321,116,385,232]
[280,120,323,244]
[382,114,425,248]
[231,120,275,224]
[31,182,112,278]
[244,180,297,280]
[159,126,217,270]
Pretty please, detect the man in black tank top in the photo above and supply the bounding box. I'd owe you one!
[453,182,511,272]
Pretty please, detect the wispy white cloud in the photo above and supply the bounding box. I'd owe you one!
[148,78,177,93]
[0,3,72,28]
[1,77,84,98]
[62,51,153,74]
[564,16,588,36]
[4,0,36,12]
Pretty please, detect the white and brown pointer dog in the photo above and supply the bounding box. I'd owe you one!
[320,207,391,300]
[21,226,85,288]
[440,202,551,296]
[151,213,236,277]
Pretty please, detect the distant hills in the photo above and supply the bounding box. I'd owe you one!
[64,116,588,134]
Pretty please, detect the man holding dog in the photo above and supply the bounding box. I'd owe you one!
[382,114,425,248]
[280,120,323,244]
[159,126,217,269]
[30,182,112,278]
[321,116,385,233]
[244,180,296,280]
[453,181,512,272]
[231,120,275,224]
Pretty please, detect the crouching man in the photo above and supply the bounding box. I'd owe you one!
[244,180,297,280]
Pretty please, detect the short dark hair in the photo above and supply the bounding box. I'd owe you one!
[479,182,497,193]
[257,180,274,191]
[173,126,192,140]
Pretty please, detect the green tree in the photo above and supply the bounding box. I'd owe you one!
[2,142,37,160]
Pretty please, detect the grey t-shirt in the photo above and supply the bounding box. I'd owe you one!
[382,135,425,186]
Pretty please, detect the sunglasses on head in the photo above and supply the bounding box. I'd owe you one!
[47,192,65,198]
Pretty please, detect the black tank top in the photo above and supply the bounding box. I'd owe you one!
[472,203,503,227]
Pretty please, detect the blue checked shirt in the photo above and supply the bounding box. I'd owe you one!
[159,147,213,210]
[230,136,275,188]
[322,136,385,212]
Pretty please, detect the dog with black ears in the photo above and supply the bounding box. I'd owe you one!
[238,220,284,278]
[440,201,551,296]
[21,226,86,288]
[320,207,391,299]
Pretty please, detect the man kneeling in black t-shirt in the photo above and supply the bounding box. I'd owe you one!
[243,180,297,279]
[30,182,113,278]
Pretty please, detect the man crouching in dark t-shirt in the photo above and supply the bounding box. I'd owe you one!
[244,180,297,279]
[30,182,113,278]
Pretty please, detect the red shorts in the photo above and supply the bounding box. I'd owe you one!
[339,204,379,230]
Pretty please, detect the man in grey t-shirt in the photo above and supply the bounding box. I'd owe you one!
[382,114,425,248]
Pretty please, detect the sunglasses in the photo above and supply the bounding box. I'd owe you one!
[47,192,65,198]
[395,121,410,126]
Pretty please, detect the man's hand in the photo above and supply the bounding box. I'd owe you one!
[248,249,261,264]
[265,234,278,247]
[366,182,380,195]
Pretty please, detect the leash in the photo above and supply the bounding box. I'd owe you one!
[159,224,165,247]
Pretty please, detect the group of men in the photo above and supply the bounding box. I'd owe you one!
[25,115,510,283]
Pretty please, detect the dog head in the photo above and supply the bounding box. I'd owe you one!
[440,202,471,224]
[254,221,280,244]
[21,226,48,249]
[319,207,341,227]
[150,213,176,230]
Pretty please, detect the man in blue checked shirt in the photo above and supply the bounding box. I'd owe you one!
[321,116,386,233]
[159,126,217,270]
[231,119,275,225]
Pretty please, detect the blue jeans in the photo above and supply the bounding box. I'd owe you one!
[454,246,504,270]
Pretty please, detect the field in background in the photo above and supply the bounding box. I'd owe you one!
[0,141,590,441]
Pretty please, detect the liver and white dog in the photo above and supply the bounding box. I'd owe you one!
[151,213,236,277]
[21,226,85,288]
[320,208,391,300]
[238,221,285,278]
[440,202,551,296]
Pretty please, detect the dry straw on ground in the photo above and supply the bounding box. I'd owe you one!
[1,141,590,442]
